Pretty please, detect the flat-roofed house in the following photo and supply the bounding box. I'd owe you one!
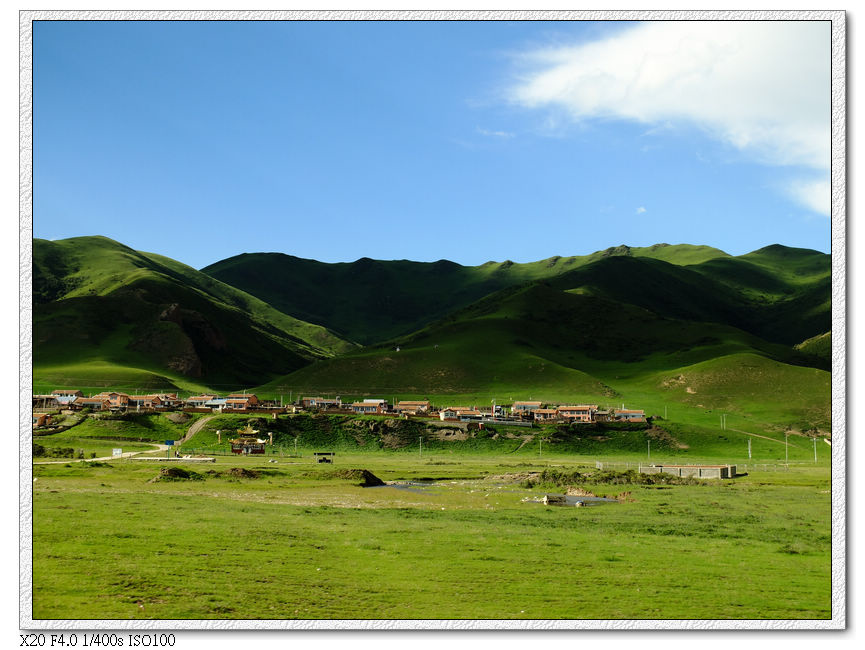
[395,400,431,414]
[227,393,260,408]
[440,407,482,421]
[94,392,131,410]
[455,408,483,421]
[511,401,543,415]
[52,389,83,398]
[33,413,52,427]
[614,409,646,422]
[185,395,217,408]
[155,393,182,409]
[225,394,259,411]
[440,407,468,421]
[74,396,111,411]
[557,405,598,422]
[301,396,341,409]
[128,394,164,410]
[533,408,559,421]
[204,398,228,411]
[351,401,385,415]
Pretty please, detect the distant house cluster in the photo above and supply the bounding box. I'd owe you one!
[32,389,278,414]
[33,388,645,424]
[442,401,645,424]
[33,389,184,412]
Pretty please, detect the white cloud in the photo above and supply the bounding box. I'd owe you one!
[477,127,515,139]
[508,21,831,212]
[788,177,831,216]
[635,206,647,215]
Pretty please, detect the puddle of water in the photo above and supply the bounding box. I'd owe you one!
[367,481,435,494]
[522,494,618,507]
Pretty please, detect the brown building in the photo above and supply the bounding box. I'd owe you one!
[350,401,386,415]
[557,405,598,422]
[395,400,431,414]
[614,409,646,422]
[533,408,559,421]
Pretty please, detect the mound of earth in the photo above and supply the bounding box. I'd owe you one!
[331,469,385,487]
[484,472,540,482]
[225,467,260,479]
[148,466,203,482]
[566,487,598,497]
[164,412,190,424]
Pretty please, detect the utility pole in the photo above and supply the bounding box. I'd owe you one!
[539,437,542,457]
[748,438,752,460]
[813,436,817,463]
[785,431,789,466]
[647,439,651,461]
[419,436,423,458]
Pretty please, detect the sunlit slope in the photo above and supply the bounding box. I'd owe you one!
[260,281,821,414]
[34,236,354,388]
[795,332,832,364]
[641,353,830,433]
[201,243,730,344]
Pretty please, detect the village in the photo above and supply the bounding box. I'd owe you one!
[32,389,646,427]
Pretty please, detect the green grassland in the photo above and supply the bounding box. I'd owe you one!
[32,453,831,620]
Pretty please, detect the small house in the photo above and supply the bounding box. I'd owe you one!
[351,401,385,415]
[614,409,646,422]
[33,413,52,427]
[302,396,341,409]
[227,393,260,407]
[51,389,83,398]
[185,394,218,408]
[533,408,558,421]
[511,401,543,414]
[557,405,598,422]
[395,400,431,414]
[73,396,111,411]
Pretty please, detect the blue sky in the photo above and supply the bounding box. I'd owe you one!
[33,19,831,269]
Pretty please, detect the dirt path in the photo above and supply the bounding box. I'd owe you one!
[181,414,215,444]
[34,443,168,465]
[728,427,802,448]
[511,435,535,453]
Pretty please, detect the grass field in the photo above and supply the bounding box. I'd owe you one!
[32,452,831,620]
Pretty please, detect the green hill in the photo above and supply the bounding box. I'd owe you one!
[33,236,355,390]
[200,243,731,345]
[202,243,826,348]
[259,279,829,432]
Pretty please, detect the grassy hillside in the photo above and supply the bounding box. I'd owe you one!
[258,281,829,433]
[34,237,355,390]
[202,243,827,349]
[200,243,731,344]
